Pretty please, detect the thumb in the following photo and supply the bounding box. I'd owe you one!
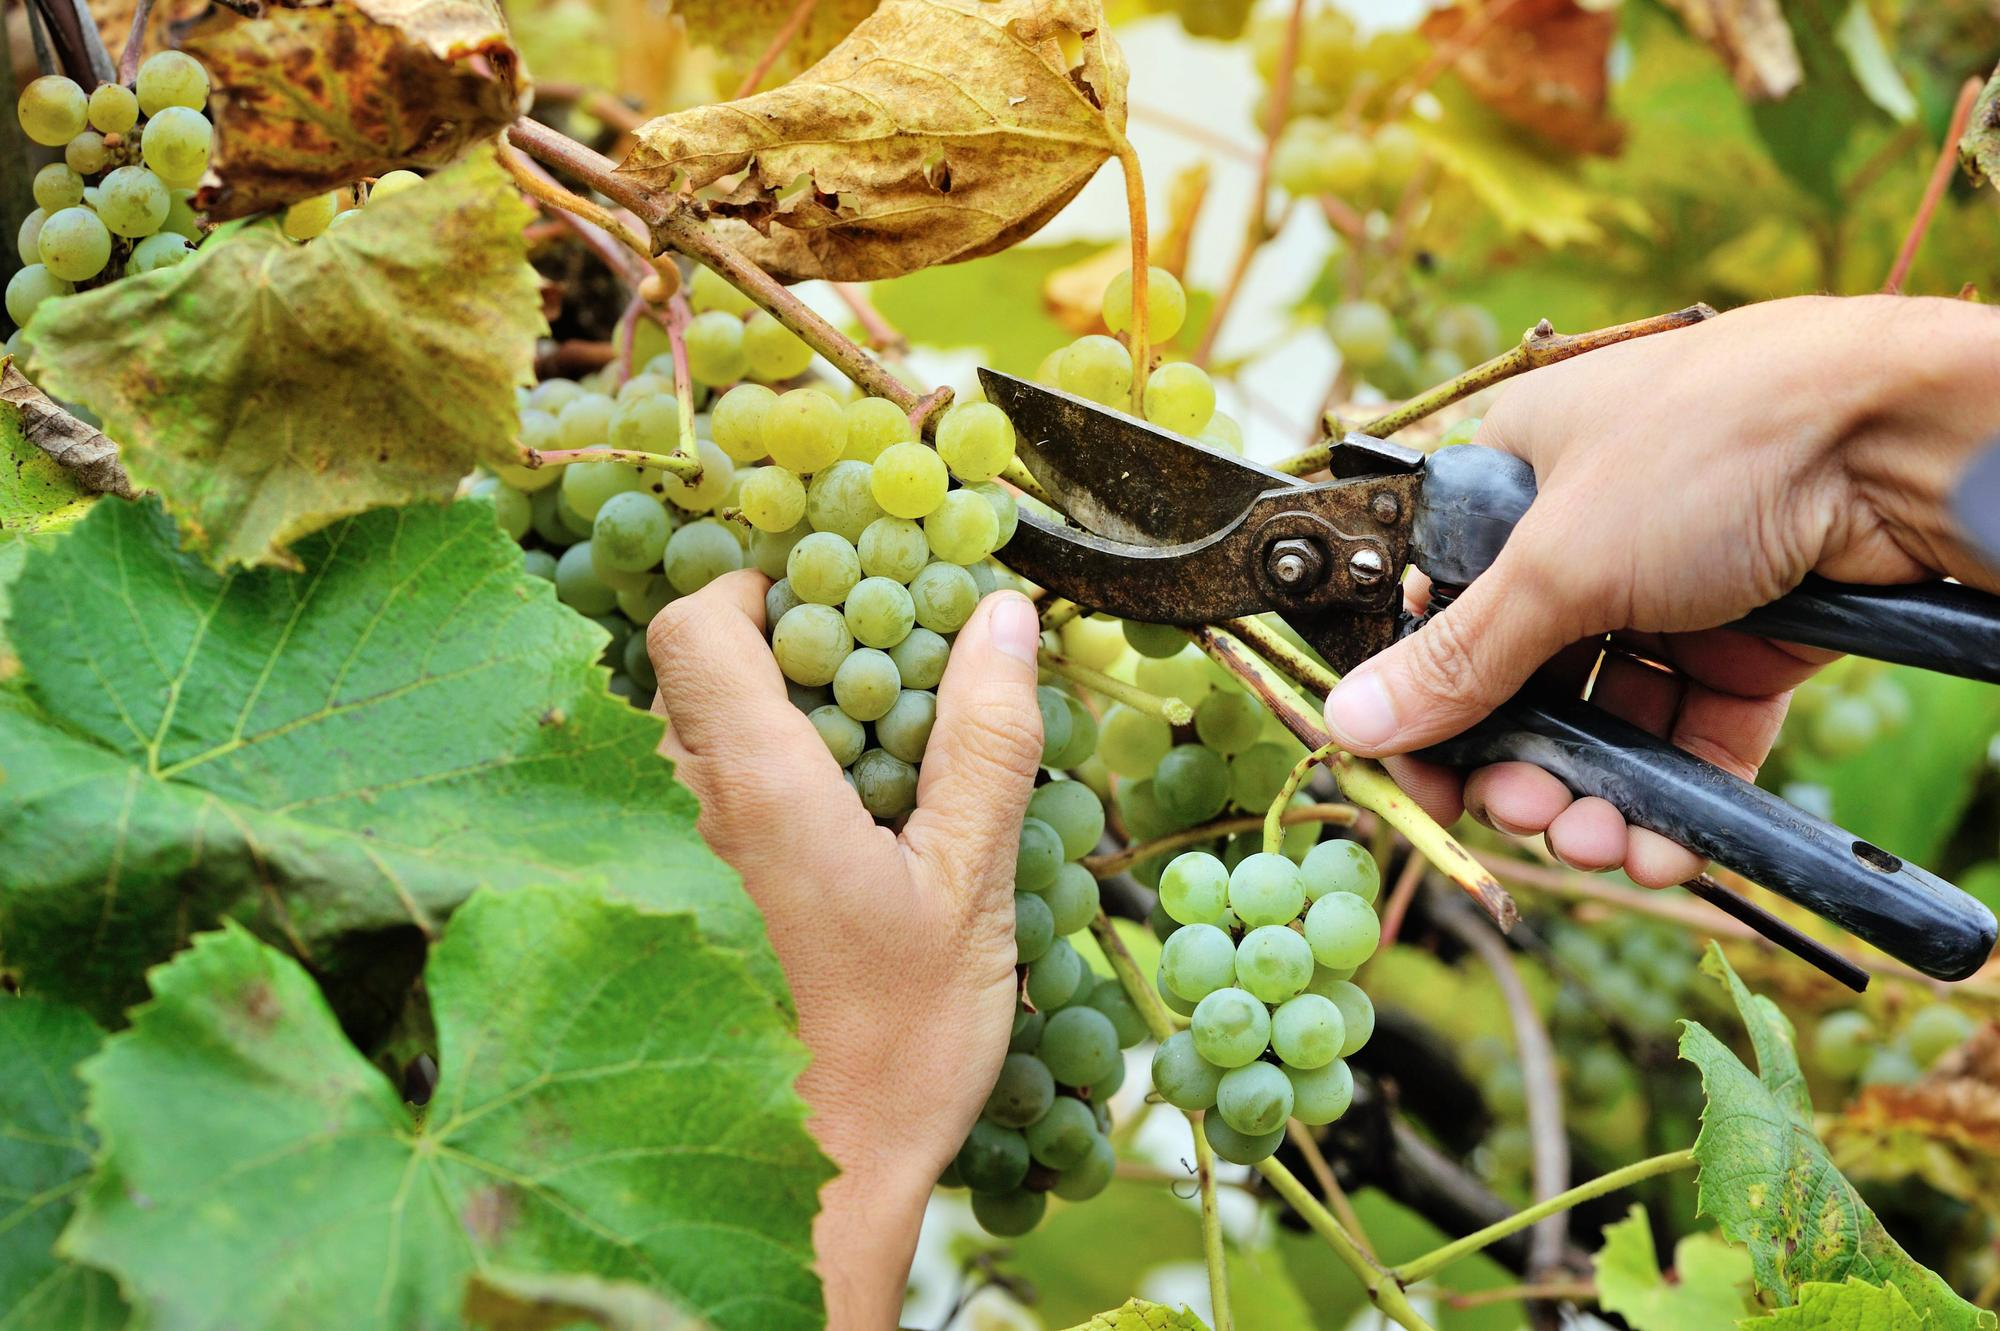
[1323,507,1588,756]
[901,590,1044,902]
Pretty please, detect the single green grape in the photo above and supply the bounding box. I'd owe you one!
[1303,891,1380,970]
[87,82,138,134]
[140,106,213,185]
[1155,743,1230,826]
[590,491,671,572]
[368,170,422,204]
[804,460,885,541]
[1052,1134,1115,1202]
[1906,1004,1975,1067]
[1320,130,1376,196]
[763,387,845,473]
[1026,938,1087,1010]
[739,465,808,532]
[661,518,744,594]
[689,264,756,316]
[1235,925,1313,1004]
[986,1050,1055,1127]
[710,383,776,462]
[1016,816,1065,893]
[742,310,815,381]
[936,401,1016,482]
[1190,987,1269,1068]
[1372,122,1426,193]
[1013,890,1055,965]
[1024,1095,1098,1169]
[1142,362,1216,434]
[529,378,585,412]
[1811,1011,1874,1076]
[909,561,978,633]
[1057,614,1125,671]
[841,396,914,462]
[5,264,72,326]
[1203,1112,1283,1165]
[36,207,111,282]
[1270,993,1345,1069]
[1323,979,1374,1057]
[683,310,748,386]
[1159,852,1229,926]
[16,208,45,267]
[1098,704,1172,779]
[888,626,950,689]
[1150,1030,1223,1110]
[1155,965,1197,1018]
[871,442,949,519]
[560,447,645,520]
[32,163,83,213]
[553,542,619,615]
[522,549,558,581]
[558,393,617,449]
[858,516,929,583]
[807,704,867,767]
[1027,780,1105,860]
[1200,411,1244,454]
[843,575,916,649]
[1085,977,1148,1048]
[1056,334,1132,407]
[1010,1008,1046,1054]
[617,574,674,627]
[1193,690,1262,756]
[1860,1045,1921,1087]
[1216,1061,1293,1136]
[787,531,861,605]
[1037,685,1074,766]
[923,489,999,564]
[1301,839,1379,903]
[969,1188,1045,1236]
[1122,619,1187,659]
[660,440,735,513]
[875,688,936,763]
[833,647,901,722]
[1102,266,1188,343]
[281,190,340,242]
[1229,852,1305,928]
[751,521,809,580]
[955,1119,1029,1193]
[17,76,88,146]
[1285,1057,1354,1125]
[136,51,209,114]
[1161,923,1236,1001]
[1048,692,1097,771]
[853,747,919,819]
[1328,300,1396,370]
[1229,742,1293,812]
[1039,1006,1120,1087]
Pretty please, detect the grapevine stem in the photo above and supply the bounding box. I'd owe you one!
[1883,75,1983,294]
[1444,1280,1597,1310]
[1189,624,1516,929]
[521,446,702,478]
[662,295,705,473]
[496,138,654,272]
[1276,304,1717,473]
[1192,1118,1235,1331]
[1254,1158,1436,1331]
[117,0,154,84]
[731,0,820,99]
[1393,1149,1696,1285]
[1039,649,1193,725]
[1084,803,1360,878]
[1224,617,1338,695]
[832,283,909,355]
[1264,742,1340,854]
[1038,598,1084,632]
[1111,134,1151,414]
[1284,1121,1373,1255]
[1193,0,1306,368]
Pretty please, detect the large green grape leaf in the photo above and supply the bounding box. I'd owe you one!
[0,997,126,1331]
[0,497,776,1023]
[1594,1203,1754,1330]
[1679,945,1996,1328]
[20,152,544,570]
[63,889,832,1331]
[620,0,1129,282]
[1058,1301,1209,1331]
[181,0,529,218]
[1736,1278,1926,1330]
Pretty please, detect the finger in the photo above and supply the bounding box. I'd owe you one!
[1625,827,1705,888]
[1464,762,1572,837]
[1544,796,1628,871]
[1381,754,1464,827]
[901,591,1044,917]
[1588,653,1683,737]
[1323,500,1605,756]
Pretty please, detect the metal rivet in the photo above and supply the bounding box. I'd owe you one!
[1371,491,1400,525]
[1348,547,1388,585]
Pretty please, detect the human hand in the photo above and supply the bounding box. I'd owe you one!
[1324,294,2000,885]
[646,573,1044,1329]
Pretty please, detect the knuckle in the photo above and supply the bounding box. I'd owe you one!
[950,692,1045,778]
[1408,604,1487,702]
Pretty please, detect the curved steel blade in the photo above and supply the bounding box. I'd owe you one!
[978,368,1298,545]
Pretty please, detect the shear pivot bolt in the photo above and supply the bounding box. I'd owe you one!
[1371,492,1401,524]
[1347,547,1388,585]
[1266,539,1325,590]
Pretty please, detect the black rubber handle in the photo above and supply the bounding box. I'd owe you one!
[1413,446,2000,683]
[1417,694,1998,981]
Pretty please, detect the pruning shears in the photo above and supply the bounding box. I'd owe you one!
[978,368,2000,986]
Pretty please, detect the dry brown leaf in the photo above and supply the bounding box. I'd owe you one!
[1828,1022,2000,1214]
[1421,0,1623,156]
[0,360,135,499]
[181,0,531,218]
[620,0,1129,282]
[1655,0,1802,101]
[671,0,880,98]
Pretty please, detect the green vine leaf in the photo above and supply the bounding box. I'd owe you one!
[670,0,879,99]
[1594,1203,1755,1331]
[20,151,544,570]
[0,997,126,1331]
[63,888,832,1331]
[1679,944,1997,1329]
[0,496,778,1024]
[1058,1299,1210,1331]
[621,0,1130,282]
[1736,1278,1927,1330]
[181,0,531,218]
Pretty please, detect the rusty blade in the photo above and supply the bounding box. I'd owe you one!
[978,368,1299,545]
[1003,503,1280,623]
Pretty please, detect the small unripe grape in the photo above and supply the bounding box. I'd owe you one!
[161,190,202,241]
[763,387,845,473]
[368,170,423,204]
[135,52,209,114]
[683,310,748,386]
[5,264,72,326]
[37,207,112,282]
[870,441,949,519]
[97,166,171,238]
[1102,266,1187,343]
[18,76,88,146]
[1142,361,1216,435]
[742,310,815,381]
[87,82,139,134]
[659,439,735,513]
[738,465,808,532]
[282,190,341,241]
[858,516,929,583]
[710,382,776,462]
[128,231,194,274]
[842,395,914,462]
[689,264,755,316]
[1056,334,1131,407]
[1320,131,1375,197]
[1373,122,1426,193]
[140,106,213,185]
[1199,411,1244,454]
[33,163,85,212]
[923,489,999,564]
[17,209,47,267]
[1328,300,1396,369]
[64,130,109,175]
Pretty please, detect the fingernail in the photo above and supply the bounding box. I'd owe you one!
[1323,668,1400,749]
[991,594,1040,664]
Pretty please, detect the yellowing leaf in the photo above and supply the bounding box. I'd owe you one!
[671,0,880,98]
[1418,0,1624,155]
[1595,1204,1756,1331]
[1,361,106,543]
[1656,0,1801,101]
[182,0,531,218]
[1736,1278,1928,1330]
[1829,1023,2000,1216]
[21,152,543,570]
[1960,61,2000,190]
[621,0,1130,282]
[1059,1299,1210,1331]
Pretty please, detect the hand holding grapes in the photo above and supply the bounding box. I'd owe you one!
[1323,295,2000,885]
[646,573,1044,1330]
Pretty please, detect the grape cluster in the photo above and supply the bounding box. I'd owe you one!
[1031,266,1247,456]
[1149,841,1380,1164]
[1326,298,1501,402]
[7,56,215,337]
[1815,1002,1976,1089]
[1783,659,1913,762]
[943,779,1150,1236]
[1255,10,1429,202]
